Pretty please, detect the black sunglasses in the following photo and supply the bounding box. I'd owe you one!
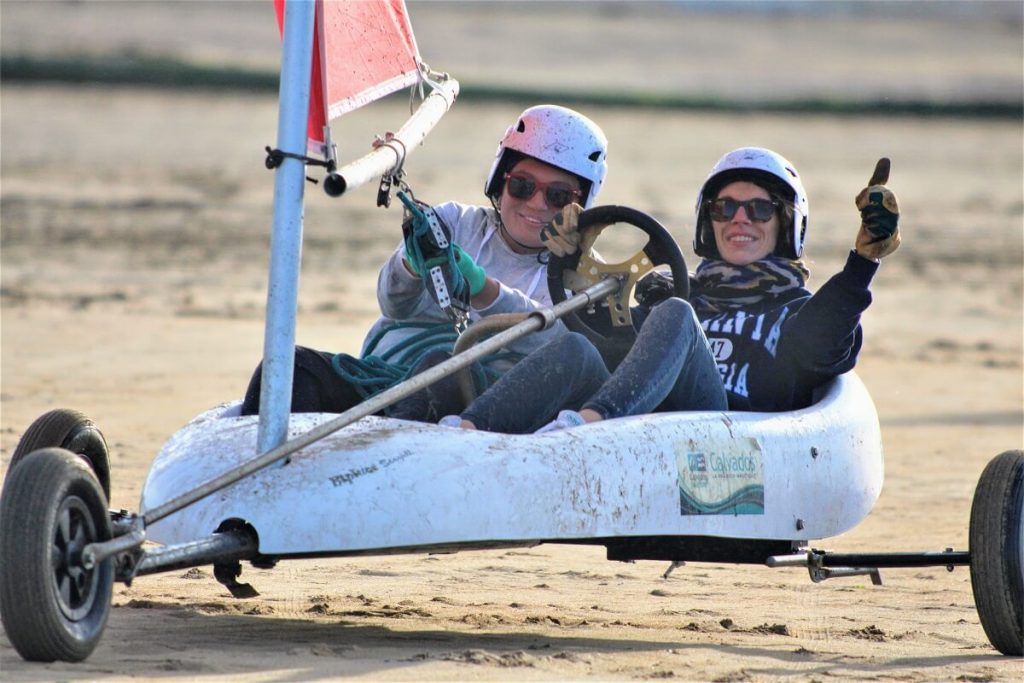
[706,197,779,223]
[504,172,581,209]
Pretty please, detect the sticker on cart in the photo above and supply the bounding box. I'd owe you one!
[676,438,764,515]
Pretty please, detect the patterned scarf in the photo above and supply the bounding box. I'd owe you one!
[690,255,810,313]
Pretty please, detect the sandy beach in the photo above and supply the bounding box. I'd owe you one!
[1,1,1022,680]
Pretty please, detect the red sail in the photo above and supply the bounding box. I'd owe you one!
[275,0,421,155]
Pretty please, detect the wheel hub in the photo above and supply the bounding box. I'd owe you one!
[51,495,99,621]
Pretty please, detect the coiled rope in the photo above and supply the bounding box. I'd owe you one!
[330,321,521,401]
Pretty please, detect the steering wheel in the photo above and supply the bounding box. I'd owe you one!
[547,205,689,369]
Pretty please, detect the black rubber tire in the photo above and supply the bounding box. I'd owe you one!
[9,408,111,501]
[547,205,689,368]
[969,449,1024,656]
[0,448,114,662]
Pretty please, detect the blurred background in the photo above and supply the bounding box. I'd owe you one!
[2,1,1022,106]
[3,1,1020,249]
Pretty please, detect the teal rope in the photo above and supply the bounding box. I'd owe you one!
[397,191,470,304]
[330,321,522,400]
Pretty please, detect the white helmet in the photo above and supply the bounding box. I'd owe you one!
[484,105,608,209]
[694,147,809,260]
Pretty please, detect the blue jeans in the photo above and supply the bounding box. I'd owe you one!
[462,298,727,433]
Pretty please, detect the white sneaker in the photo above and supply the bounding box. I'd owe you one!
[535,409,586,434]
[438,415,464,428]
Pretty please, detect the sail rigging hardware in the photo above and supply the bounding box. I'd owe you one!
[320,126,340,176]
[376,174,395,208]
[397,190,471,333]
[381,169,417,209]
[263,145,331,186]
[263,145,333,171]
[418,66,458,113]
[371,132,409,208]
[408,69,427,114]
[411,63,453,114]
[319,75,459,199]
[420,63,454,90]
[371,69,455,207]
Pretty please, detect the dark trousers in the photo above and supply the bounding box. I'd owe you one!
[240,346,482,422]
[462,298,727,433]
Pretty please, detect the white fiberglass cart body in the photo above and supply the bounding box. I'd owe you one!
[140,372,883,555]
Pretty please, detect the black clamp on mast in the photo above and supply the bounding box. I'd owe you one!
[264,145,331,187]
[266,125,340,191]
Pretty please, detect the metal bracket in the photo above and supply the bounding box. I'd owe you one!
[662,560,686,579]
[214,561,259,599]
[376,173,394,207]
[766,548,883,585]
[809,564,883,585]
[372,132,408,207]
[82,524,145,570]
[430,265,452,308]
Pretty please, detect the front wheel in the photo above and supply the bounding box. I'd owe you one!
[0,448,114,662]
[969,449,1024,656]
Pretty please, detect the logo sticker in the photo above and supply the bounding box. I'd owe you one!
[676,437,764,515]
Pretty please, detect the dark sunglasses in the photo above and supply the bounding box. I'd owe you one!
[504,172,581,209]
[706,197,779,223]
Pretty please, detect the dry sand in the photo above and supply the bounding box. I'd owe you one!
[1,2,1022,681]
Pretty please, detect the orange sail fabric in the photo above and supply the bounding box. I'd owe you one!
[275,0,422,155]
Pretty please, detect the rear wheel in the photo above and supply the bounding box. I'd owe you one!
[969,449,1024,656]
[0,448,114,662]
[9,408,111,500]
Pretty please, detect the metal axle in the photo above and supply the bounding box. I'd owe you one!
[766,547,970,585]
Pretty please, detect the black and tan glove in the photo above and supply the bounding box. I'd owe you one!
[539,203,585,257]
[854,157,901,261]
[635,270,676,307]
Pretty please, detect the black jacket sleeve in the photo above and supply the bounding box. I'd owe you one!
[780,250,878,378]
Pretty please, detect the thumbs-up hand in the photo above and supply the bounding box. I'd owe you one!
[854,157,901,261]
[540,203,585,257]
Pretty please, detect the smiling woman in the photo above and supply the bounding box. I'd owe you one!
[239,104,611,424]
[680,147,900,411]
